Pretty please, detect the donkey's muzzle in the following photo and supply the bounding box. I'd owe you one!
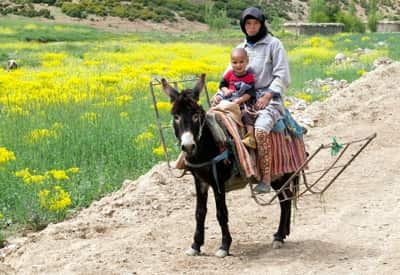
[180,131,196,155]
[181,143,196,155]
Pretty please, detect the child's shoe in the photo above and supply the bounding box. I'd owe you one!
[242,133,257,149]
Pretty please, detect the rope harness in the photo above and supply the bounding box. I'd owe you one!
[184,150,229,194]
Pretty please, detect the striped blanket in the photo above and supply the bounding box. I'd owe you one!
[209,110,259,180]
[269,130,307,176]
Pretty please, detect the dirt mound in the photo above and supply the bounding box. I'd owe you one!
[2,62,400,274]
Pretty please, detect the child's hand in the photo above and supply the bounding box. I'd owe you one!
[212,94,223,106]
[224,89,234,97]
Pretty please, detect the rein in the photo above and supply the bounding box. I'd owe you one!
[184,149,229,194]
[196,112,206,141]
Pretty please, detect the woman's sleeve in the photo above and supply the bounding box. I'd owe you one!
[269,40,291,96]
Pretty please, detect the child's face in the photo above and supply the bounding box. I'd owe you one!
[231,53,248,76]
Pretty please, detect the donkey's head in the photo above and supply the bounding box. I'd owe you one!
[161,74,206,156]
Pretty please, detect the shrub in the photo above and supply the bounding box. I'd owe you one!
[336,11,366,33]
[61,3,86,19]
[368,13,378,32]
[204,1,230,31]
[309,0,329,22]
[32,0,57,4]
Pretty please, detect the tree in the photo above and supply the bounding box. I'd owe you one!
[349,0,356,15]
[309,0,329,23]
[368,0,378,32]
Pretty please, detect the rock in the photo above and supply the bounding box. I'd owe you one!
[376,41,386,47]
[299,117,317,128]
[0,244,17,258]
[6,59,17,71]
[373,57,393,69]
[335,53,346,65]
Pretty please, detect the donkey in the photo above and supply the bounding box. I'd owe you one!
[161,74,298,257]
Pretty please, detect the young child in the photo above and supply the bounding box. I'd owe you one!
[213,48,257,149]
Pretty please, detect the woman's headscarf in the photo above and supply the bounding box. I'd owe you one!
[239,7,269,44]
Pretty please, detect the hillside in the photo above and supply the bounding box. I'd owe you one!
[1,0,399,33]
[1,60,399,274]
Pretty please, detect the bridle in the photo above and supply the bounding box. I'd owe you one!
[181,111,229,194]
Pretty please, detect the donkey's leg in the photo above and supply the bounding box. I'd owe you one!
[271,176,293,249]
[212,189,232,258]
[186,178,209,256]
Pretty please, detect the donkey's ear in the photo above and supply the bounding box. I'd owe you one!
[192,73,206,101]
[161,78,179,102]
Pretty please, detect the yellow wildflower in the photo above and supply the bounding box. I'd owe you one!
[0,147,16,165]
[15,168,31,178]
[0,27,15,35]
[303,58,312,65]
[46,169,70,180]
[16,169,46,185]
[115,95,132,106]
[134,131,154,143]
[8,106,29,116]
[81,112,98,122]
[296,92,313,103]
[284,100,291,108]
[308,36,322,47]
[26,129,57,143]
[52,122,64,129]
[24,24,38,30]
[83,60,101,66]
[357,69,366,76]
[359,49,388,64]
[289,47,336,63]
[0,212,3,220]
[206,81,219,93]
[120,112,128,118]
[321,85,331,93]
[153,145,166,157]
[67,167,80,174]
[155,101,172,112]
[97,75,120,85]
[38,186,72,211]
[28,175,46,184]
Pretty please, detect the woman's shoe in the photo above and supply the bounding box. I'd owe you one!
[254,182,271,193]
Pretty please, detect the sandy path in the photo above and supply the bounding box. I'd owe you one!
[1,62,400,275]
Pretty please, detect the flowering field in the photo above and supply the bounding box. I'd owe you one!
[0,17,399,236]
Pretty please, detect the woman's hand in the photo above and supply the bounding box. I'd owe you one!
[255,92,273,110]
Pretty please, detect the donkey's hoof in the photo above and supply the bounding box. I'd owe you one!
[215,249,228,258]
[185,247,200,256]
[272,240,284,249]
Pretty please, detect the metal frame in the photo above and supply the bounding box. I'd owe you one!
[250,133,377,206]
[149,77,211,168]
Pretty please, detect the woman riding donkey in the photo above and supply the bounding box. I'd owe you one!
[213,6,295,194]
